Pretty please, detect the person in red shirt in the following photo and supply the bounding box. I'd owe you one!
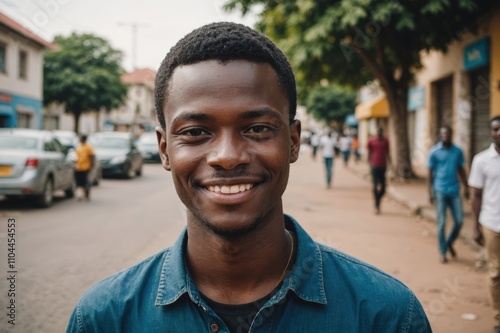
[367,127,391,214]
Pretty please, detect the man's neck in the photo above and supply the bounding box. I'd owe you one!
[442,141,452,148]
[185,215,293,305]
[495,143,500,155]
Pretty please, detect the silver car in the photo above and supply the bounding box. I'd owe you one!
[0,129,76,207]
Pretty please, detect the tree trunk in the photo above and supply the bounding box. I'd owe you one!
[73,111,81,134]
[384,85,414,179]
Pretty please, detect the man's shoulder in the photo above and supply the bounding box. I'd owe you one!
[78,248,170,308]
[318,244,414,298]
[472,147,492,163]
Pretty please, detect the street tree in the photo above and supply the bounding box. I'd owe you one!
[224,0,495,177]
[44,33,127,133]
[305,84,356,130]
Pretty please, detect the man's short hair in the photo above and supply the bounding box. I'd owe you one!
[440,125,452,135]
[491,115,500,126]
[80,134,87,143]
[154,22,297,129]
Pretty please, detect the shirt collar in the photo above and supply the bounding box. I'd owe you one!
[155,214,327,306]
[487,143,500,158]
[436,141,456,150]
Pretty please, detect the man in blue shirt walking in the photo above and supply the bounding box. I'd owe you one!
[428,126,470,263]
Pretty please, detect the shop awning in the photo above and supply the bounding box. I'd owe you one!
[355,95,389,120]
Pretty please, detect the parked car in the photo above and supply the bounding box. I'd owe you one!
[135,131,160,162]
[53,130,102,186]
[52,130,79,149]
[88,132,143,179]
[0,129,75,207]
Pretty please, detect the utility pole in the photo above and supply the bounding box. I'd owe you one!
[117,22,148,70]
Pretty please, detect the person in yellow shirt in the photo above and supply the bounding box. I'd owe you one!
[75,134,95,201]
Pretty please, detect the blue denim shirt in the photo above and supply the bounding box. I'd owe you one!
[66,215,432,333]
[428,142,465,196]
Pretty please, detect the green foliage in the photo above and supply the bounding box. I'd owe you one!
[224,0,493,98]
[224,0,494,178]
[305,85,356,127]
[43,33,128,132]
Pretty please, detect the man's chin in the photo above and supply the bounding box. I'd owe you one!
[199,216,263,239]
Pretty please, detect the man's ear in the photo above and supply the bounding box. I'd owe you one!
[156,126,171,171]
[290,120,301,163]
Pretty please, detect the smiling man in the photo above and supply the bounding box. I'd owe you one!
[66,22,431,333]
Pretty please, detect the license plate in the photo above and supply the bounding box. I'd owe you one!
[0,165,12,176]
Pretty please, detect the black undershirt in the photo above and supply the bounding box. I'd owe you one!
[201,288,278,333]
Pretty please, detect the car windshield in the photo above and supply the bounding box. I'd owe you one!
[89,136,129,149]
[0,135,39,150]
[55,135,77,147]
[137,133,157,144]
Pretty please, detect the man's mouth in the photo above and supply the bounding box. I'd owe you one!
[207,184,254,194]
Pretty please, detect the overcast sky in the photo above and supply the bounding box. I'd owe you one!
[0,0,259,72]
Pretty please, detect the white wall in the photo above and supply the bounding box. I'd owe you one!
[0,26,44,99]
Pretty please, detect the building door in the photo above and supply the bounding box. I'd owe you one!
[0,115,7,127]
[435,76,454,136]
[470,68,491,157]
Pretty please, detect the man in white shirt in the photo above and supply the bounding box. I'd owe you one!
[320,131,336,188]
[468,115,500,333]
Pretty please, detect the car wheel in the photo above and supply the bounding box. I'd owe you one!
[64,180,76,198]
[36,178,54,208]
[124,164,135,179]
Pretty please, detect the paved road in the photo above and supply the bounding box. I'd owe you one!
[0,150,495,332]
[0,163,185,333]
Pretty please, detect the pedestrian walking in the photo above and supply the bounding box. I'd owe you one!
[427,126,469,264]
[468,116,500,333]
[352,134,361,164]
[310,131,320,160]
[66,22,431,333]
[339,132,352,167]
[74,134,94,201]
[320,131,336,188]
[367,127,391,214]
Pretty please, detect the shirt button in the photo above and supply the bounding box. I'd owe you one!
[210,323,220,332]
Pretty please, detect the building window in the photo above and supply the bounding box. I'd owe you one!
[19,50,27,79]
[0,43,6,73]
[17,113,32,128]
[43,115,59,130]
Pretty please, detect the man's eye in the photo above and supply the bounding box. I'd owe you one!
[182,129,206,136]
[248,125,270,134]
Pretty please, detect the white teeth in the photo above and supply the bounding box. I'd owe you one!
[207,183,254,194]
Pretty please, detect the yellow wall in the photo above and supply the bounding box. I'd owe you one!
[492,11,500,117]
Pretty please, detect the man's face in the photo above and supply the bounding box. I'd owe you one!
[439,127,451,144]
[157,60,300,236]
[491,120,500,147]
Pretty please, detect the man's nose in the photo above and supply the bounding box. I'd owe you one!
[206,132,251,170]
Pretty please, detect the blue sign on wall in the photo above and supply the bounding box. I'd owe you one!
[464,38,489,71]
[407,86,425,111]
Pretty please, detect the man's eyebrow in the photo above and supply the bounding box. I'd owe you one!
[240,109,284,121]
[171,112,215,126]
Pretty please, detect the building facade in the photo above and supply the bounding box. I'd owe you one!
[108,68,157,135]
[0,12,52,129]
[410,9,500,172]
[355,8,500,176]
